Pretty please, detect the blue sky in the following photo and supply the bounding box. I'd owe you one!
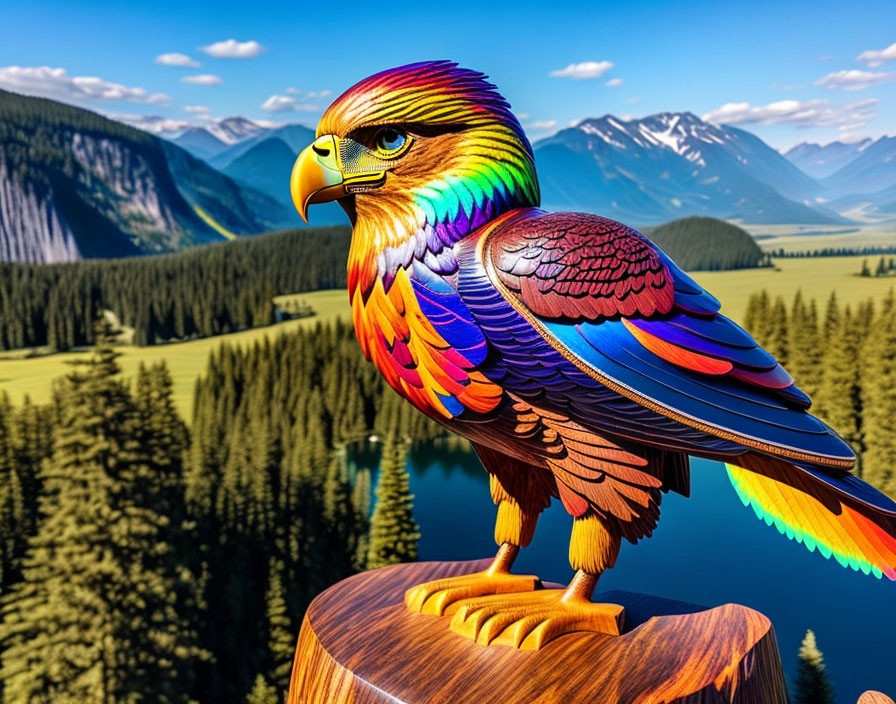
[1,0,894,150]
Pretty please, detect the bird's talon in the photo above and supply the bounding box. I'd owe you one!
[404,570,539,616]
[449,589,624,649]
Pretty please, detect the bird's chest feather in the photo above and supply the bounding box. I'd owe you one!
[350,250,502,421]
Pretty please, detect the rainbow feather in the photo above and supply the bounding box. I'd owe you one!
[726,460,896,580]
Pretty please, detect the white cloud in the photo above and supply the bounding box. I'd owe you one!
[155,52,200,68]
[702,97,879,128]
[549,61,614,80]
[184,104,210,113]
[252,118,283,129]
[282,87,330,99]
[260,94,317,112]
[0,65,170,105]
[838,132,871,143]
[605,78,623,88]
[529,120,557,129]
[815,69,896,91]
[626,96,640,104]
[182,74,221,85]
[200,39,267,59]
[858,41,896,68]
[106,112,191,134]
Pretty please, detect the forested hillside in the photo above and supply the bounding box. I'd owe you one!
[0,225,350,350]
[643,216,769,271]
[0,215,771,353]
[0,320,434,703]
[743,289,894,495]
[0,89,295,263]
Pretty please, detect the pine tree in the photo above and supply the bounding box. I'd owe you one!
[860,292,896,494]
[0,324,205,704]
[133,362,189,516]
[265,560,295,696]
[821,292,841,340]
[814,312,862,454]
[742,291,770,344]
[0,395,25,591]
[792,629,835,704]
[246,674,280,704]
[765,296,790,367]
[788,291,821,396]
[367,441,419,569]
[319,454,364,585]
[352,468,372,570]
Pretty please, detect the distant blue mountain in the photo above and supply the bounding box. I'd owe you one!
[784,139,873,180]
[533,113,842,225]
[170,127,228,160]
[221,136,346,226]
[820,136,896,197]
[210,124,316,170]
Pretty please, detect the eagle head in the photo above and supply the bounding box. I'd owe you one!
[290,61,539,253]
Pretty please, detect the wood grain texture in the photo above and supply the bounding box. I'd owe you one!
[859,692,896,704]
[288,560,789,704]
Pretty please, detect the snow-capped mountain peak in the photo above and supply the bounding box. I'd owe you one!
[534,110,831,225]
[576,112,736,167]
[204,117,269,145]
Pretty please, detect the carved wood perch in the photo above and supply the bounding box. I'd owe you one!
[288,559,790,704]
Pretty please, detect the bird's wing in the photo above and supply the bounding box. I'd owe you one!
[477,208,855,470]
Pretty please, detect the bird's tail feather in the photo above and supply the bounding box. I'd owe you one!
[726,455,896,580]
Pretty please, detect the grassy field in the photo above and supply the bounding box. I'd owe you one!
[0,290,350,418]
[1,255,894,418]
[691,255,894,322]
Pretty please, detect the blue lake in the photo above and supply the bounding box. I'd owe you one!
[353,440,895,703]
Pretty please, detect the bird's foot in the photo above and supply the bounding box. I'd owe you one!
[449,588,624,650]
[405,570,540,616]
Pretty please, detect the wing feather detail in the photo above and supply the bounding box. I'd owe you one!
[475,208,853,468]
[727,456,896,580]
[488,209,675,320]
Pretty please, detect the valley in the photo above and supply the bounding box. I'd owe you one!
[3,89,894,266]
[1,251,891,416]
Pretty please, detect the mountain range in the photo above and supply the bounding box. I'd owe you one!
[0,89,893,263]
[0,90,311,262]
[534,112,842,225]
[173,121,346,226]
[785,137,896,219]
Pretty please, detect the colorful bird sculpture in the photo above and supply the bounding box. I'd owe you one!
[291,61,896,650]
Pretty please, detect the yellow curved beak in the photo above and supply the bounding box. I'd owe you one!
[290,135,346,222]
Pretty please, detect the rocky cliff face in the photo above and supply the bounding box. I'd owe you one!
[0,88,296,264]
[69,131,195,254]
[0,158,80,262]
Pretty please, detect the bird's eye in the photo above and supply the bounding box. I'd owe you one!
[373,127,409,156]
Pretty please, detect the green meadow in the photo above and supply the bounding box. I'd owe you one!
[691,255,894,322]
[0,255,893,416]
[0,289,350,416]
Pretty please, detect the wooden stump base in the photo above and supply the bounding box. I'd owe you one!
[288,559,789,704]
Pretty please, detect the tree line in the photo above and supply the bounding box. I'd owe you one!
[859,256,896,278]
[771,246,896,259]
[0,226,350,350]
[743,289,895,496]
[0,319,430,703]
